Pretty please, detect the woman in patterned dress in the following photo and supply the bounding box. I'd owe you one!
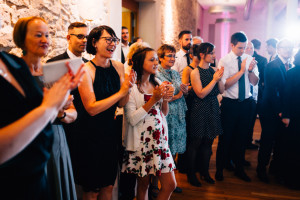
[187,43,224,186]
[122,47,176,200]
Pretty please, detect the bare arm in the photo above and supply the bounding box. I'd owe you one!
[0,72,81,164]
[182,67,192,91]
[161,100,169,116]
[191,68,224,99]
[78,64,129,116]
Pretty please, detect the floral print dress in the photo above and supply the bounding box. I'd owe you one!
[122,94,176,177]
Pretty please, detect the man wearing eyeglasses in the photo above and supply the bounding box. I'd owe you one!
[257,39,293,183]
[121,26,131,64]
[47,22,89,63]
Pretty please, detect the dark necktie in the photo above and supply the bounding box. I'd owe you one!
[186,53,190,66]
[238,56,245,101]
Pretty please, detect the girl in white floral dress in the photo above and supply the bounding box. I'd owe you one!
[122,47,176,200]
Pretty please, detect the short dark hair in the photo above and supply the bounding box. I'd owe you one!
[68,22,87,32]
[293,49,300,66]
[132,37,141,43]
[86,25,117,55]
[122,26,128,30]
[251,39,261,50]
[266,38,278,48]
[157,44,176,63]
[131,47,159,89]
[13,16,47,50]
[231,32,247,46]
[178,30,192,39]
[193,42,215,61]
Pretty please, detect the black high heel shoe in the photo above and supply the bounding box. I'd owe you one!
[187,174,202,187]
[201,174,215,184]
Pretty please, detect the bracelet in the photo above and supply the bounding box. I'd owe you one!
[58,112,66,120]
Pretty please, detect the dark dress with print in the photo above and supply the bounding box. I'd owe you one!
[72,60,120,191]
[189,66,222,139]
[34,76,77,200]
[0,52,53,200]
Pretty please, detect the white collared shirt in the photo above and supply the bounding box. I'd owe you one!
[172,49,190,77]
[218,51,259,99]
[121,42,130,61]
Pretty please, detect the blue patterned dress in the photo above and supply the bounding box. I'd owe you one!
[156,65,187,155]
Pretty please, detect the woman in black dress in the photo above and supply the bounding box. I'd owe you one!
[73,25,136,200]
[186,43,224,186]
[13,16,79,200]
[0,32,82,200]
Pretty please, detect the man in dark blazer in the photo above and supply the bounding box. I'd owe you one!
[257,39,293,183]
[47,22,89,63]
[121,26,131,64]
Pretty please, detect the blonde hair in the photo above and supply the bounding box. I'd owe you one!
[127,42,150,66]
[13,16,47,50]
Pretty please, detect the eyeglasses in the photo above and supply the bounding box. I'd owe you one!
[164,54,176,58]
[100,37,120,45]
[69,34,88,40]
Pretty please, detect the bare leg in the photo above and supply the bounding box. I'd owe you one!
[136,175,151,200]
[98,185,113,200]
[82,191,99,200]
[157,171,177,200]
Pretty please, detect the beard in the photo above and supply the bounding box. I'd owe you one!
[182,44,191,51]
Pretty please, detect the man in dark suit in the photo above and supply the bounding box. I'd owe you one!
[257,39,293,183]
[121,26,131,64]
[47,22,89,63]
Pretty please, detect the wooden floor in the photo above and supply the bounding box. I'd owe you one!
[170,120,300,200]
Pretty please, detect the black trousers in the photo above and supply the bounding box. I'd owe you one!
[257,114,286,172]
[246,98,257,146]
[216,97,252,171]
[187,137,214,176]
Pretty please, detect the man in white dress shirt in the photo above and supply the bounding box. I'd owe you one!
[172,30,193,77]
[121,26,131,64]
[215,32,259,182]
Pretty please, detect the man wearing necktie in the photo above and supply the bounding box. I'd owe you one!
[257,39,293,183]
[215,32,259,182]
[172,30,193,77]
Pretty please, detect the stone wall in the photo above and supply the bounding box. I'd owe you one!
[0,0,112,61]
[161,0,199,50]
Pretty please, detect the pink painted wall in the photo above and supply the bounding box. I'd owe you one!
[201,5,270,60]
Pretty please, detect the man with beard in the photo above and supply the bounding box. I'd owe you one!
[172,30,193,77]
[266,38,278,62]
[215,32,259,182]
[121,26,131,64]
[47,22,88,63]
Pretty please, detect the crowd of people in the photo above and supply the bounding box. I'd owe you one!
[0,15,300,200]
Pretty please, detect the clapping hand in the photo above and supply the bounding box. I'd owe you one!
[180,83,189,95]
[152,85,166,102]
[120,69,137,96]
[248,57,257,72]
[213,66,224,82]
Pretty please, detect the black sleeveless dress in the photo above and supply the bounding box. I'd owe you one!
[72,60,120,191]
[189,66,223,139]
[0,52,53,199]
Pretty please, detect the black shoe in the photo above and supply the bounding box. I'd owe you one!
[243,160,251,167]
[255,139,261,144]
[173,187,183,193]
[246,143,259,150]
[234,170,251,182]
[187,174,202,187]
[225,162,235,171]
[215,170,224,181]
[148,183,159,200]
[201,174,215,184]
[256,168,269,183]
